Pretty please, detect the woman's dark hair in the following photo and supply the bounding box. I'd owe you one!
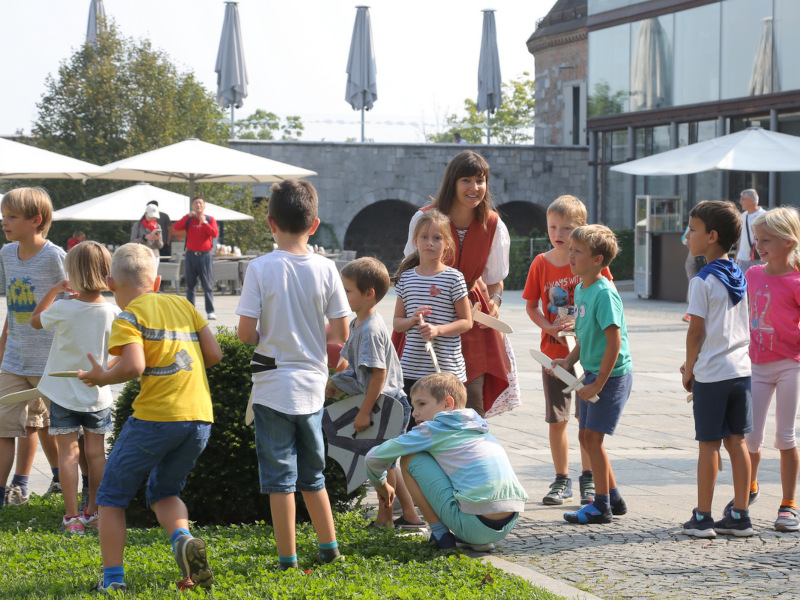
[433,150,493,226]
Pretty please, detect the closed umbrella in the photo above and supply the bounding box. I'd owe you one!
[0,137,104,179]
[95,138,316,198]
[216,2,249,139]
[477,9,502,145]
[749,17,779,96]
[53,183,253,222]
[86,0,106,47]
[610,127,800,175]
[345,6,378,143]
[630,18,671,111]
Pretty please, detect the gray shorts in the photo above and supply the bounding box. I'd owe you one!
[542,367,579,424]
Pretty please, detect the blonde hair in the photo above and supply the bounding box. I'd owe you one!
[548,195,588,226]
[1,187,54,237]
[392,209,455,284]
[64,241,111,293]
[111,243,158,288]
[570,225,619,267]
[753,207,800,271]
[410,373,467,410]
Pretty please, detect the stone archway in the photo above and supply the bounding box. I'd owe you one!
[496,201,548,237]
[344,200,418,270]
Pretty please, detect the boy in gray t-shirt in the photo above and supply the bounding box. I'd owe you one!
[0,188,67,507]
[327,258,422,529]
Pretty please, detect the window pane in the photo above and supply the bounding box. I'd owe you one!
[589,24,630,117]
[775,0,800,92]
[720,0,773,99]
[674,4,720,106]
[588,0,649,16]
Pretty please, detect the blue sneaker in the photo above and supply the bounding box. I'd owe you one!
[564,502,612,524]
[683,508,716,538]
[714,510,754,537]
[91,580,126,595]
[428,531,456,550]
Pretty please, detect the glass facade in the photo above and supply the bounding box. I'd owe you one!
[588,0,648,16]
[588,0,796,117]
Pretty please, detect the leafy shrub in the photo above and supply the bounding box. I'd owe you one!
[609,229,634,280]
[110,327,359,526]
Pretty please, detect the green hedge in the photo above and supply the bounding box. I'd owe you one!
[110,327,359,526]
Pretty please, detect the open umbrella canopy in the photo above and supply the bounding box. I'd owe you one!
[610,127,800,176]
[345,6,378,142]
[52,183,253,222]
[95,138,316,196]
[0,138,105,179]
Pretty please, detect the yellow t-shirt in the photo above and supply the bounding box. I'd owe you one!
[109,293,213,423]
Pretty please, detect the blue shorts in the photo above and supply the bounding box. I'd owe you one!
[406,452,519,545]
[96,417,211,509]
[578,371,632,435]
[693,377,753,441]
[254,404,326,494]
[49,402,112,435]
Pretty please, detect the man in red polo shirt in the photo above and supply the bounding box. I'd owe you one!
[173,196,219,320]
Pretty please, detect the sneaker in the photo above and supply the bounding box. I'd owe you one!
[393,516,427,529]
[611,497,628,516]
[455,536,495,552]
[775,505,800,532]
[723,488,760,517]
[81,509,99,530]
[564,502,612,524]
[173,534,214,589]
[80,488,90,513]
[91,580,126,595]
[683,508,716,538]
[62,515,85,535]
[542,476,573,505]
[45,479,62,495]
[427,531,456,550]
[5,484,30,506]
[207,312,217,320]
[714,510,754,537]
[578,473,595,505]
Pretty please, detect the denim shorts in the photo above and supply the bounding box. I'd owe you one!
[96,417,211,508]
[49,401,112,435]
[578,371,633,435]
[253,404,326,494]
[693,376,753,441]
[406,452,519,545]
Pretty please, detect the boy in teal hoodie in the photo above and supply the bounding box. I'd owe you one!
[365,373,527,551]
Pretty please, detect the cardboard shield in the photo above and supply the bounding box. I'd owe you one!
[322,393,404,493]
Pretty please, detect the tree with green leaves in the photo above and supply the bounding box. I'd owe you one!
[235,109,304,141]
[427,73,536,144]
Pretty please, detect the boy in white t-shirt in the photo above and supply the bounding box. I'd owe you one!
[237,180,350,571]
[682,200,753,538]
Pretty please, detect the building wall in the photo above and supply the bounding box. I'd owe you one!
[534,37,588,146]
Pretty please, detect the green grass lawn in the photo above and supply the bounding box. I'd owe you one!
[0,495,561,599]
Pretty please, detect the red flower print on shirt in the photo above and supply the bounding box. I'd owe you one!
[430,285,441,297]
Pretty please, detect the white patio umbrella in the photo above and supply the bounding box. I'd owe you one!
[95,138,316,197]
[749,17,779,96]
[216,2,249,139]
[610,127,800,175]
[345,6,378,143]
[630,18,671,111]
[0,137,105,179]
[477,9,502,145]
[86,0,106,47]
[53,183,253,222]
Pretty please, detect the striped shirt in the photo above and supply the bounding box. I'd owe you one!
[396,266,468,381]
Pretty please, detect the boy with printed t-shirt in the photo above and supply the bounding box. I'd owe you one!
[523,195,612,507]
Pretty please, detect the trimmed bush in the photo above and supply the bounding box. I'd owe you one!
[110,327,359,526]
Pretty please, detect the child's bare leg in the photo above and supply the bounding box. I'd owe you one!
[301,488,337,544]
[151,495,190,535]
[697,440,721,512]
[549,421,570,474]
[55,432,80,516]
[269,492,297,557]
[399,455,440,525]
[723,434,752,510]
[98,505,127,568]
[581,430,610,495]
[375,470,396,527]
[78,435,89,478]
[579,439,592,472]
[392,467,423,524]
[749,450,761,489]
[82,432,106,514]
[38,427,58,470]
[0,437,15,489]
[780,447,799,502]
[15,429,38,476]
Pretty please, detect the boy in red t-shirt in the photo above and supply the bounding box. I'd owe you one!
[522,195,612,507]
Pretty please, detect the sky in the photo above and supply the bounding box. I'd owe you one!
[0,0,553,143]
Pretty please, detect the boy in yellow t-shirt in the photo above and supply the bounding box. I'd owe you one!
[78,243,222,594]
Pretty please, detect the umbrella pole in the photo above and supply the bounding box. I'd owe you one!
[361,107,365,143]
[486,111,491,145]
[230,106,235,139]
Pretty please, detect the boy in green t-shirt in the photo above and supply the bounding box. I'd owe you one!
[551,225,633,524]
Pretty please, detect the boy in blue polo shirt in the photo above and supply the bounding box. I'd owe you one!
[552,225,633,524]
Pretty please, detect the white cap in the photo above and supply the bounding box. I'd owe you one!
[146,204,160,219]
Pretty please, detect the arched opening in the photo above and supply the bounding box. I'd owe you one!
[496,201,547,237]
[344,200,418,270]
